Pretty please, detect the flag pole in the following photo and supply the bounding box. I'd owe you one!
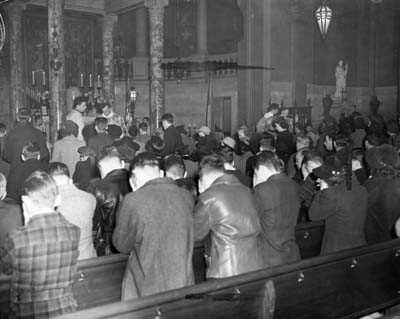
[205,72,213,127]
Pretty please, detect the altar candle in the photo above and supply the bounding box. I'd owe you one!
[80,73,84,87]
[72,90,75,101]
[32,70,35,86]
[42,71,46,86]
[97,74,101,88]
[89,74,93,87]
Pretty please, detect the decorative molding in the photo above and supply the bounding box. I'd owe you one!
[26,0,104,15]
[144,0,168,9]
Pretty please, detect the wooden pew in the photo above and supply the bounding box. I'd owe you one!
[56,239,400,319]
[0,221,324,313]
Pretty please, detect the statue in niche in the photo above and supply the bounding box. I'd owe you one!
[334,60,348,98]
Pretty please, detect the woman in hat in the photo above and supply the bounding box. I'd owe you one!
[309,155,368,255]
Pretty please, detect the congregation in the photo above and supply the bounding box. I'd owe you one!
[1,93,400,318]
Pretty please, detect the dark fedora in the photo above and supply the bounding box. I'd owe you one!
[313,155,344,180]
[365,144,400,170]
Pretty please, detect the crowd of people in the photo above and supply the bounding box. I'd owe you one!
[1,93,400,318]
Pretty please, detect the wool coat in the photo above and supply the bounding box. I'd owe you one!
[363,176,400,244]
[113,177,194,299]
[253,173,301,267]
[309,182,368,255]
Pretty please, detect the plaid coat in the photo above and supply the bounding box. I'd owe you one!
[0,212,80,319]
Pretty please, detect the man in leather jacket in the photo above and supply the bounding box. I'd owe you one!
[194,153,263,279]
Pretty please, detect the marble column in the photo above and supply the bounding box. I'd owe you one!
[6,1,25,125]
[145,0,168,131]
[136,7,148,56]
[369,2,380,96]
[237,0,271,128]
[48,0,66,143]
[196,0,207,56]
[102,14,118,108]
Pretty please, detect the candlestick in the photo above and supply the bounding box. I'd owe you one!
[89,74,93,88]
[80,73,84,87]
[42,71,46,87]
[32,70,35,86]
[97,74,101,88]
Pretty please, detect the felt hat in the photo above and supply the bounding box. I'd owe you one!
[197,125,211,136]
[365,144,400,170]
[221,136,237,151]
[145,136,165,153]
[313,155,344,180]
[113,136,140,151]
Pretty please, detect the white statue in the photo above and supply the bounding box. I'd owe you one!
[334,60,348,98]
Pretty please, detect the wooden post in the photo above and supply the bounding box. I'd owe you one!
[6,1,25,126]
[145,0,168,132]
[102,14,118,108]
[48,0,66,143]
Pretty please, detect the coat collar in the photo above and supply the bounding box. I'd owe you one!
[211,173,240,187]
[141,177,176,189]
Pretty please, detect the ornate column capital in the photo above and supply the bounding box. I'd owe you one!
[144,0,168,10]
[101,13,118,24]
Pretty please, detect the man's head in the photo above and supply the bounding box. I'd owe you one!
[365,134,381,149]
[296,134,311,151]
[267,103,279,115]
[253,150,282,186]
[198,153,225,193]
[101,103,113,117]
[73,96,87,113]
[97,146,124,179]
[21,141,40,162]
[139,122,148,135]
[129,152,162,190]
[220,147,235,170]
[94,117,108,133]
[259,134,276,152]
[164,155,186,180]
[0,173,7,200]
[16,108,31,123]
[161,113,174,130]
[301,149,323,180]
[48,162,71,186]
[0,123,7,138]
[21,171,60,222]
[60,120,79,138]
[280,108,289,118]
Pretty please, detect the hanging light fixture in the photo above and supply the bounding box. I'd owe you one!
[315,0,332,39]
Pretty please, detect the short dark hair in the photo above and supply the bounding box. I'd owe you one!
[161,113,174,124]
[21,141,40,159]
[94,117,108,129]
[254,150,282,172]
[0,123,7,134]
[48,162,70,178]
[365,134,381,147]
[22,171,58,207]
[139,122,148,131]
[302,149,323,167]
[199,153,225,176]
[97,146,121,163]
[164,155,185,178]
[220,147,234,164]
[73,96,87,109]
[130,152,160,171]
[268,103,279,112]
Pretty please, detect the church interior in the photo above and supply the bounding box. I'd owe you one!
[0,0,399,139]
[1,1,400,318]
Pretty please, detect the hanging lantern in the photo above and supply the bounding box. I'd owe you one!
[315,1,332,39]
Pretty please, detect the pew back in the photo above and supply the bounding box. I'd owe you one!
[0,221,324,314]
[57,239,400,319]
